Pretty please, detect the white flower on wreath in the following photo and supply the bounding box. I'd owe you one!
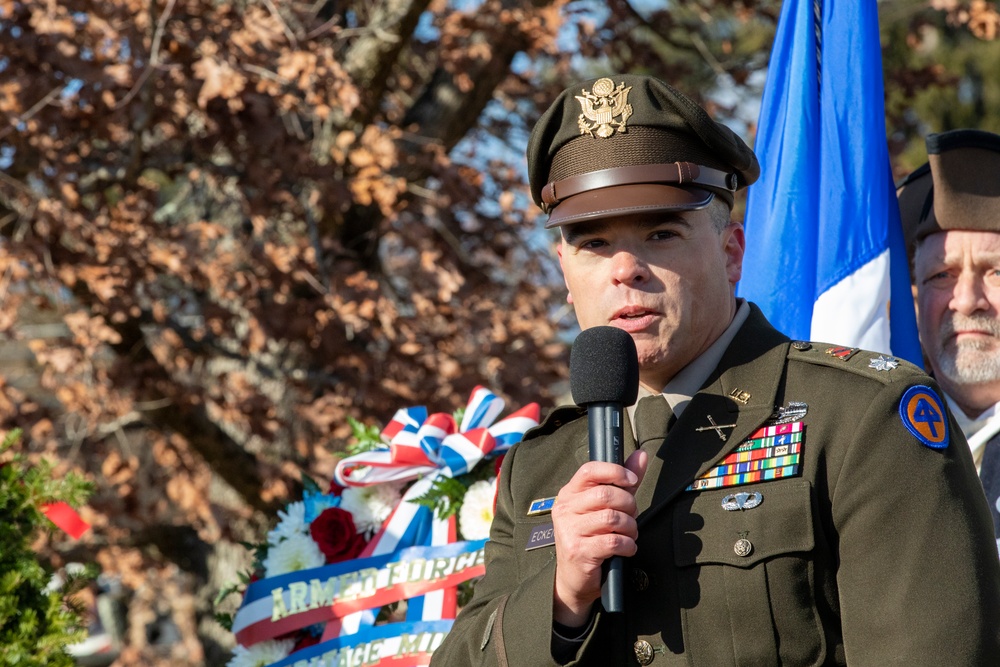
[226,638,295,667]
[263,533,325,578]
[266,500,309,547]
[340,483,403,536]
[459,478,497,541]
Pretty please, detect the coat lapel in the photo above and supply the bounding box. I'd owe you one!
[637,306,790,525]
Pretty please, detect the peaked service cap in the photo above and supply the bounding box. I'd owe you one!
[527,74,760,228]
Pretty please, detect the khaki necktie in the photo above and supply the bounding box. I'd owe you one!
[634,394,674,449]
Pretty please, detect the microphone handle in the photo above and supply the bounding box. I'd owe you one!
[587,402,625,613]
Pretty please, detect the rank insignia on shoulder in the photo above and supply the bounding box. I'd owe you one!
[525,523,555,551]
[687,421,804,491]
[869,354,900,372]
[899,385,949,450]
[527,497,556,515]
[825,346,858,361]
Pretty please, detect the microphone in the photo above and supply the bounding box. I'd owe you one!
[569,326,639,614]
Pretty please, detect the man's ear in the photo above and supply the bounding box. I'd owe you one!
[723,222,746,286]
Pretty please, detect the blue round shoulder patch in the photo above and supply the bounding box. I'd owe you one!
[899,385,949,449]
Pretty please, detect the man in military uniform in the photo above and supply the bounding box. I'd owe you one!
[431,75,1000,666]
[898,129,1000,549]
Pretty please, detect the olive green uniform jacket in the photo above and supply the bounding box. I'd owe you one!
[431,306,1000,666]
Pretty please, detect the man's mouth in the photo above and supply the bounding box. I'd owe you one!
[613,306,656,320]
[610,307,658,331]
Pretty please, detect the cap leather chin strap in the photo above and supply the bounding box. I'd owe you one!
[540,161,738,213]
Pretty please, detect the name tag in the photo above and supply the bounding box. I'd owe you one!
[525,523,555,550]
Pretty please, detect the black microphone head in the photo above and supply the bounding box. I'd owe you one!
[570,326,640,406]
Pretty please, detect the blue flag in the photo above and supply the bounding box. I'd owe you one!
[738,0,922,365]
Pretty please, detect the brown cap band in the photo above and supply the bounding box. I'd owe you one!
[539,162,737,212]
[544,184,715,228]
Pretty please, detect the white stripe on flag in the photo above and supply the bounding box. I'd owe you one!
[810,249,892,354]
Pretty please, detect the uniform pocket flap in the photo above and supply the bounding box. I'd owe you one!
[673,480,814,568]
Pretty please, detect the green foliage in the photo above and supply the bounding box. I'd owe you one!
[213,538,269,632]
[410,475,470,520]
[0,429,93,666]
[301,472,323,494]
[881,1,1000,172]
[410,459,496,521]
[345,417,385,456]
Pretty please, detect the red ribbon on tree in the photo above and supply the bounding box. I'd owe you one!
[41,502,90,539]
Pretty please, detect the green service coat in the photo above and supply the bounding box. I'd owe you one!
[431,306,1000,666]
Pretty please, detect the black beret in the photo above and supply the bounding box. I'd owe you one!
[527,74,760,228]
[898,128,1000,262]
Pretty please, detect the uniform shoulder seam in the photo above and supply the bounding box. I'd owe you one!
[785,341,925,385]
[522,404,586,442]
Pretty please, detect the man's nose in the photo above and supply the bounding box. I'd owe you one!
[950,272,990,316]
[611,250,651,285]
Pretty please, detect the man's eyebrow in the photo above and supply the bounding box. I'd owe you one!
[562,215,692,243]
[932,251,1000,266]
[562,222,607,244]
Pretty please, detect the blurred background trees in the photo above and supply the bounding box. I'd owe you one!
[1,0,996,663]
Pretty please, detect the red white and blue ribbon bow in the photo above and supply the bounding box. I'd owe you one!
[334,386,540,488]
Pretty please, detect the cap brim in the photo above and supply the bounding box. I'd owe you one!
[544,184,714,229]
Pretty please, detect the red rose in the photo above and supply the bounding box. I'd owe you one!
[310,507,367,563]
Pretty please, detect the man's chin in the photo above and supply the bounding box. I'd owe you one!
[940,348,1000,385]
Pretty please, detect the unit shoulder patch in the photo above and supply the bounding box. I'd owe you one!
[899,385,949,450]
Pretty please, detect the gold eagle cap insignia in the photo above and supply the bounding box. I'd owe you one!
[576,77,633,138]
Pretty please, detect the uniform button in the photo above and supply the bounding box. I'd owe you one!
[633,640,654,665]
[734,538,753,557]
[791,340,811,351]
[632,567,650,592]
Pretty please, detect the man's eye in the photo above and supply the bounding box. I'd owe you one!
[922,271,950,284]
[650,230,678,241]
[578,239,607,250]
